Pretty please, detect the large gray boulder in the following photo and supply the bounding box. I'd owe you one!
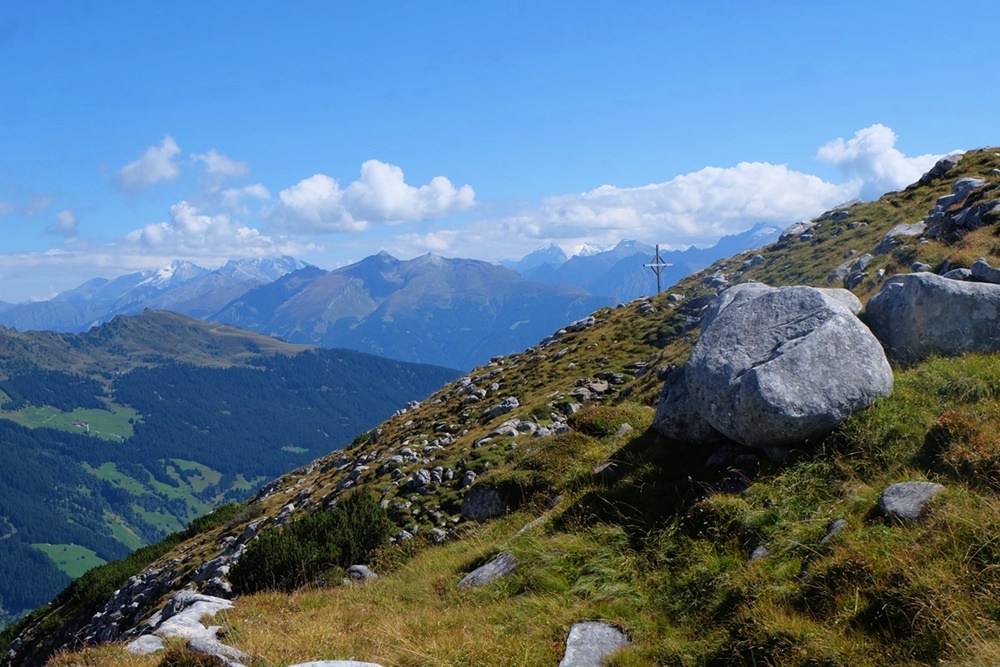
[865,272,1000,364]
[685,284,893,447]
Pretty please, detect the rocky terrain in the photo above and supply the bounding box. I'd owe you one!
[7,149,1000,665]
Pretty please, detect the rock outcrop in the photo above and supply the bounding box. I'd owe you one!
[658,283,893,448]
[865,272,1000,364]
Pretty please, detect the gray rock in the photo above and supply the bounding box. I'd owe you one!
[750,545,770,561]
[879,482,945,522]
[458,552,519,588]
[875,223,925,254]
[685,284,892,447]
[865,272,1000,364]
[699,281,773,331]
[971,258,1000,284]
[652,365,724,445]
[460,485,508,523]
[557,621,630,667]
[819,519,847,546]
[942,267,972,281]
[485,396,520,419]
[345,565,377,583]
[125,634,165,655]
[916,155,960,186]
[911,262,932,273]
[287,662,387,667]
[779,221,816,242]
[827,253,873,286]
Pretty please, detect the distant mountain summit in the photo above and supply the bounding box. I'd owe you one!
[0,256,306,332]
[212,252,610,370]
[501,223,782,302]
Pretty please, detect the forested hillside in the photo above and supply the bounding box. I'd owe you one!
[0,316,459,626]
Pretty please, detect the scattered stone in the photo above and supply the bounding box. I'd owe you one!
[557,621,630,667]
[460,485,508,523]
[287,661,387,667]
[879,482,945,522]
[485,396,520,419]
[874,223,925,254]
[458,552,518,588]
[942,267,972,281]
[911,262,932,273]
[345,565,377,583]
[916,154,960,186]
[750,546,770,561]
[971,258,1000,284]
[819,519,847,546]
[827,253,873,286]
[565,316,596,333]
[865,272,1000,364]
[779,221,816,242]
[667,293,684,302]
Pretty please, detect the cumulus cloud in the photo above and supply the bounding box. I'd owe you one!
[817,124,945,199]
[268,160,474,233]
[48,209,78,237]
[116,136,182,194]
[124,200,308,259]
[220,183,271,212]
[498,161,853,252]
[191,149,250,179]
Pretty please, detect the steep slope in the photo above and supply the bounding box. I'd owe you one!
[10,148,1000,666]
[213,252,612,369]
[0,311,460,626]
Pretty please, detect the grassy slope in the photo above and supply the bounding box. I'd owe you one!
[29,148,1000,665]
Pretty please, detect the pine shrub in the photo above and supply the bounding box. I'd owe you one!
[229,490,391,595]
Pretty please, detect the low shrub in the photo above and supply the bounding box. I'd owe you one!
[229,490,392,595]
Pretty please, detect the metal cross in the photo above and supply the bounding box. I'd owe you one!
[644,244,672,294]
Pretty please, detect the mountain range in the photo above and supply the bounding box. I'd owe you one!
[0,226,779,370]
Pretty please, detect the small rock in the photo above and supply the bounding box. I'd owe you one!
[819,519,847,545]
[971,258,1000,284]
[345,565,378,583]
[942,268,972,281]
[558,621,630,667]
[879,482,945,522]
[287,661,387,667]
[125,634,165,655]
[750,546,769,561]
[458,552,519,588]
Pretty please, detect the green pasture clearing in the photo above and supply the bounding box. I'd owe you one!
[0,403,139,441]
[32,543,106,579]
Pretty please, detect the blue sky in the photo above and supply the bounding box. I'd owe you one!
[0,1,996,302]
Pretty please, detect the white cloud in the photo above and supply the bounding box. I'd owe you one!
[124,200,309,258]
[268,160,475,233]
[344,160,475,223]
[817,124,945,200]
[497,161,853,252]
[48,209,78,237]
[116,136,182,194]
[191,149,250,179]
[221,183,271,212]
